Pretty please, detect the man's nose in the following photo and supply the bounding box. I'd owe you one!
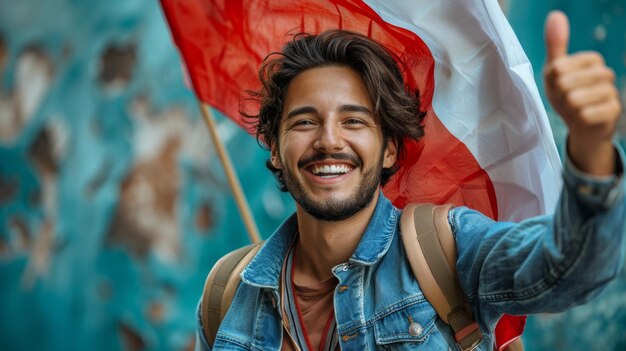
[314,123,344,152]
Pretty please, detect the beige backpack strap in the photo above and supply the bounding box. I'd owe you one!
[400,204,483,351]
[200,241,264,347]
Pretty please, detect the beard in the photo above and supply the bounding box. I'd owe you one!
[281,151,383,222]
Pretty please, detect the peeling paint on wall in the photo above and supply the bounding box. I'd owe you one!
[0,1,287,350]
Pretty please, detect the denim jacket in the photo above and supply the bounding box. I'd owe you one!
[196,150,625,350]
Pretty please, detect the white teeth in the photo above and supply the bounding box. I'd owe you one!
[312,164,351,175]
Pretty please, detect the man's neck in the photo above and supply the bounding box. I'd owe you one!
[293,192,380,285]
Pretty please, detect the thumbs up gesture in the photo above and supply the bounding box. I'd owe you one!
[544,11,622,176]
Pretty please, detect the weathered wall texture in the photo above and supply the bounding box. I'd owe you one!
[0,0,624,350]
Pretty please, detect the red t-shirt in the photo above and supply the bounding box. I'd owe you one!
[281,275,339,351]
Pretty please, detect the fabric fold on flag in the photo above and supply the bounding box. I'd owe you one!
[365,0,561,221]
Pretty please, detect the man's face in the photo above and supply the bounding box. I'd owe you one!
[271,65,397,221]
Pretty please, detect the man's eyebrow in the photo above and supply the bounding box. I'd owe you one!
[286,106,317,120]
[285,104,372,119]
[338,104,372,115]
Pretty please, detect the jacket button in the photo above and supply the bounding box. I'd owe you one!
[409,322,423,336]
[577,185,593,195]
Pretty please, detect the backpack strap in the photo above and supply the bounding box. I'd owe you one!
[400,204,483,351]
[200,241,264,347]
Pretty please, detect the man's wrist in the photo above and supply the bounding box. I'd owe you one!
[566,135,617,176]
[563,141,624,210]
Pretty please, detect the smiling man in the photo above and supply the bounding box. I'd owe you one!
[273,65,398,222]
[196,12,625,351]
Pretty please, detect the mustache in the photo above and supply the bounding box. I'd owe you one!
[298,152,362,168]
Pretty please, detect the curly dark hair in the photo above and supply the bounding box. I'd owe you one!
[242,29,426,191]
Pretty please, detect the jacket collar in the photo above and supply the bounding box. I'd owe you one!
[241,191,399,290]
[349,192,399,265]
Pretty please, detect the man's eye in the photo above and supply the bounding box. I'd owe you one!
[291,119,315,128]
[295,120,313,125]
[345,118,364,125]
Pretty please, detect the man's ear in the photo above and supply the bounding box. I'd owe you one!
[383,137,398,169]
[270,145,282,169]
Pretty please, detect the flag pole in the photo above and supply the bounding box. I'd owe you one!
[198,102,261,244]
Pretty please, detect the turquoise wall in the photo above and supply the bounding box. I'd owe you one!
[0,0,624,350]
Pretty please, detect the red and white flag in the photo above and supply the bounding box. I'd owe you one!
[160,0,563,348]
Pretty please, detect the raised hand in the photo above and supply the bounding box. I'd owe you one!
[543,10,621,176]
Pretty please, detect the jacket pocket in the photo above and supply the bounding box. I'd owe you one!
[373,299,449,350]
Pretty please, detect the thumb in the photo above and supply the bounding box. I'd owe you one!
[545,10,570,61]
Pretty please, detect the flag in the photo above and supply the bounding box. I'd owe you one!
[160,0,563,349]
